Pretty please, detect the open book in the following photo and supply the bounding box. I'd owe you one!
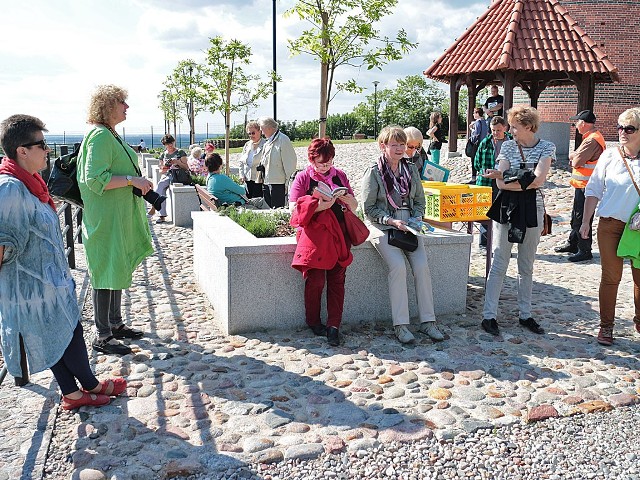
[405,219,435,237]
[315,181,348,198]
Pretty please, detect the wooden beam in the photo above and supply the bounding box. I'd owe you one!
[449,76,460,153]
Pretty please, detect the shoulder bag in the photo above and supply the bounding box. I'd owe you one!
[342,207,369,246]
[47,144,83,207]
[620,147,640,230]
[387,228,418,252]
[168,167,193,185]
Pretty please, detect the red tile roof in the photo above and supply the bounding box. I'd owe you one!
[424,0,619,83]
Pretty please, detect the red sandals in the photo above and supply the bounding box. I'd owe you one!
[62,392,110,410]
[86,378,128,397]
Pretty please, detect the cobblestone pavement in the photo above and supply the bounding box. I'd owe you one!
[0,142,638,480]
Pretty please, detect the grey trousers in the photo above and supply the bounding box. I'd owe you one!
[369,225,436,326]
[92,289,124,338]
[482,196,544,320]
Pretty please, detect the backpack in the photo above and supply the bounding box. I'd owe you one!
[47,144,83,207]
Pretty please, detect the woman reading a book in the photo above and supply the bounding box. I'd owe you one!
[361,125,444,345]
[289,138,358,346]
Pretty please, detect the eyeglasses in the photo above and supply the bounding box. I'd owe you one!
[618,125,638,135]
[21,139,49,150]
[247,131,259,136]
[406,144,421,151]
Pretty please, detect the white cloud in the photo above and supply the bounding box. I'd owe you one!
[0,0,488,135]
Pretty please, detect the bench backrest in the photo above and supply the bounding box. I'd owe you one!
[195,184,219,211]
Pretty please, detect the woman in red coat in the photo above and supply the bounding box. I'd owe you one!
[289,138,359,346]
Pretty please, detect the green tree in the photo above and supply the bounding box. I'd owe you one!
[170,59,209,145]
[203,36,279,173]
[326,112,360,139]
[159,78,182,138]
[380,75,447,133]
[286,0,417,138]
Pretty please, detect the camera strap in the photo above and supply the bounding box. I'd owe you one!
[104,124,142,177]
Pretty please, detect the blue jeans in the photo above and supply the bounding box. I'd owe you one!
[482,195,544,320]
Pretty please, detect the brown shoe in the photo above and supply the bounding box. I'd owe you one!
[597,327,613,346]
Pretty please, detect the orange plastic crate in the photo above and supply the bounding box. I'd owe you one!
[422,181,492,222]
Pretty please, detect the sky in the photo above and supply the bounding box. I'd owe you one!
[0,0,489,136]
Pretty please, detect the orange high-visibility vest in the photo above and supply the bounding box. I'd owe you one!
[570,130,606,188]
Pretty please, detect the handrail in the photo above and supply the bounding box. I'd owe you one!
[0,201,82,387]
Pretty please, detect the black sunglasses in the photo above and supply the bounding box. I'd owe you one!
[617,125,638,135]
[21,139,49,150]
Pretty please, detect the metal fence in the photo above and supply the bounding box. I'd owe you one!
[0,202,82,387]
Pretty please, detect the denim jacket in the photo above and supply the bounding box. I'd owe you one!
[0,175,79,376]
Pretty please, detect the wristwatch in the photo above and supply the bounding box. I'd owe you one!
[126,175,133,186]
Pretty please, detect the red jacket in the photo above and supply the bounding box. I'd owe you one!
[290,195,353,275]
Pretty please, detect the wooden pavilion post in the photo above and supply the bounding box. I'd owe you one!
[449,75,460,153]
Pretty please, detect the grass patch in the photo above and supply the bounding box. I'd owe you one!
[218,206,294,238]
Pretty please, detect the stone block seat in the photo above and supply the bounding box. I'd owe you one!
[192,211,472,335]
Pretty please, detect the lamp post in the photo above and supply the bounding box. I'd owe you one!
[188,64,195,145]
[272,0,277,120]
[373,81,380,138]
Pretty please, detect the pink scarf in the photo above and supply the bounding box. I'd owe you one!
[0,157,56,210]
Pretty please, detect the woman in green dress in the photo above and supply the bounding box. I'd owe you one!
[77,85,154,356]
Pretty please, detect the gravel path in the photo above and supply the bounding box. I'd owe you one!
[1,141,639,480]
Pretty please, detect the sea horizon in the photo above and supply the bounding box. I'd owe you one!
[45,132,224,150]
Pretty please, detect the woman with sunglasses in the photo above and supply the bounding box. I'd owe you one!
[0,114,126,410]
[404,126,429,180]
[238,121,266,198]
[77,85,154,356]
[579,107,640,346]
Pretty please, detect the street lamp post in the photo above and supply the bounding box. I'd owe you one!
[188,65,195,145]
[272,0,277,120]
[373,81,380,138]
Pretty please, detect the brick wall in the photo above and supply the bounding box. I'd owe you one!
[531,0,640,140]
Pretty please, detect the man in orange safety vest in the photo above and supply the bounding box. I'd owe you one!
[554,110,606,262]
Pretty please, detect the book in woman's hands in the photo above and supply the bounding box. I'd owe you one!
[315,181,348,198]
[405,219,434,236]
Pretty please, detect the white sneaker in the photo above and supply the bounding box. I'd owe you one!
[394,325,415,344]
[419,322,444,341]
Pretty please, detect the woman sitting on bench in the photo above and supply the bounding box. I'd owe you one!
[205,153,270,209]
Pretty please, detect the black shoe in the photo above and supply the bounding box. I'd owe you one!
[112,325,144,339]
[481,318,500,336]
[92,336,132,355]
[554,243,578,254]
[309,323,327,336]
[327,327,340,346]
[519,317,545,334]
[568,250,593,262]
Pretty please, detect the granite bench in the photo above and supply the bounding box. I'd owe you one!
[192,211,472,335]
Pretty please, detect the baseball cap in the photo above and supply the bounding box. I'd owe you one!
[569,110,596,123]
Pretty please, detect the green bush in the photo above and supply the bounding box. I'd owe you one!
[191,174,207,186]
[218,207,293,238]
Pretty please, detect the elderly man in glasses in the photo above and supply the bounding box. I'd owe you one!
[554,110,606,262]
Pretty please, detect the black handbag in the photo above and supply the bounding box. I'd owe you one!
[387,229,418,252]
[465,139,477,159]
[168,168,193,185]
[47,145,83,207]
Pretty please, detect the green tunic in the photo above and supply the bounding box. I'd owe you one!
[77,125,153,289]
